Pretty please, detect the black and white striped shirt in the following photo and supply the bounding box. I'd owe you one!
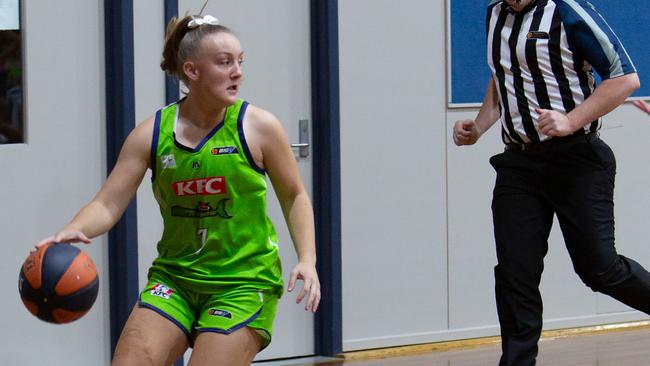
[486,0,636,144]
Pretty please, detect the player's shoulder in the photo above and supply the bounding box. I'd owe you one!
[132,116,155,138]
[123,115,155,153]
[243,103,282,133]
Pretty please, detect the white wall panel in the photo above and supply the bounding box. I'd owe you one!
[339,0,448,351]
[0,1,110,364]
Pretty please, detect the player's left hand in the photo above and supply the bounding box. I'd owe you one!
[288,261,321,313]
[536,108,578,137]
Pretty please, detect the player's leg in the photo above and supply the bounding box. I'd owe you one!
[189,289,279,366]
[553,138,650,312]
[188,327,262,366]
[112,306,189,366]
[490,151,555,366]
[113,272,195,366]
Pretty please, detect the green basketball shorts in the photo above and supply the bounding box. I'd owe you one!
[138,270,279,349]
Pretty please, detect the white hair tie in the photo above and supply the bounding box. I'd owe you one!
[188,15,219,29]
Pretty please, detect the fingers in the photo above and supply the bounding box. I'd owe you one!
[287,268,298,292]
[453,120,478,146]
[36,231,92,250]
[288,263,321,312]
[633,100,650,115]
[294,278,321,312]
[57,231,91,244]
[306,282,321,313]
[295,279,310,305]
[454,119,475,134]
[76,232,92,244]
[459,119,475,131]
[36,236,55,248]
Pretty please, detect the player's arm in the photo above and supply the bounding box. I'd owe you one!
[453,78,500,146]
[38,118,153,246]
[246,106,320,312]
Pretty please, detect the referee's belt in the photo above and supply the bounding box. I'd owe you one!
[504,132,599,152]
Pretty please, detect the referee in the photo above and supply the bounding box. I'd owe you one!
[453,0,650,365]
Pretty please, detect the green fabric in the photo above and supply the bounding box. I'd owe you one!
[139,270,278,348]
[149,99,284,297]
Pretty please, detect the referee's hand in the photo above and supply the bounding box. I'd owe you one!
[453,119,480,146]
[633,100,650,116]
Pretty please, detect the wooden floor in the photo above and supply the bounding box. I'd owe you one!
[280,326,650,366]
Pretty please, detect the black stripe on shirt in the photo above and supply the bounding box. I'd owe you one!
[526,0,552,112]
[549,8,575,112]
[568,39,599,133]
[492,7,525,144]
[510,14,539,142]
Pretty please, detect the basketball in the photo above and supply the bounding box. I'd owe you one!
[18,243,99,324]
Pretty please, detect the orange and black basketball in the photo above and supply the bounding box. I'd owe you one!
[18,243,99,324]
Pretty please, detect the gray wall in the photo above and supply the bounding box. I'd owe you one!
[0,1,111,365]
[339,0,650,352]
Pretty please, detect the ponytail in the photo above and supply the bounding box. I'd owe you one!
[160,15,233,83]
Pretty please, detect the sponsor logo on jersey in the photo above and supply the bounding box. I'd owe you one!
[527,31,549,40]
[171,199,233,219]
[208,308,232,318]
[161,154,176,169]
[211,146,239,155]
[151,283,173,300]
[172,176,226,196]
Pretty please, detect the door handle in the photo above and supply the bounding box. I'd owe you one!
[290,119,310,158]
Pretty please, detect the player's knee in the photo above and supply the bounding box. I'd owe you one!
[112,325,157,366]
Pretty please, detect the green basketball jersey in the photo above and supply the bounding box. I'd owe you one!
[148,99,283,296]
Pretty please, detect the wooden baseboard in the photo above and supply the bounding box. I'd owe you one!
[341,320,650,361]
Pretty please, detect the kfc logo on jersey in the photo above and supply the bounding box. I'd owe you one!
[151,283,173,300]
[172,176,226,196]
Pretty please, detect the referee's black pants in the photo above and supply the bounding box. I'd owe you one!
[489,135,650,366]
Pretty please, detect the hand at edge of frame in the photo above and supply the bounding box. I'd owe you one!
[633,100,650,116]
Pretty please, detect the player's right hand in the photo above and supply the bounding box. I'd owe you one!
[453,119,480,146]
[36,230,91,249]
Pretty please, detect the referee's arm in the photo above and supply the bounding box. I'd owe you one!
[566,73,639,128]
[453,79,500,146]
[538,74,639,137]
[475,78,501,134]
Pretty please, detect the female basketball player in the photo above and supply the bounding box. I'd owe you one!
[37,14,320,366]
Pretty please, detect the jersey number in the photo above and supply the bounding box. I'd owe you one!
[195,228,208,254]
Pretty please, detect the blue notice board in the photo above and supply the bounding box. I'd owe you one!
[448,0,650,106]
